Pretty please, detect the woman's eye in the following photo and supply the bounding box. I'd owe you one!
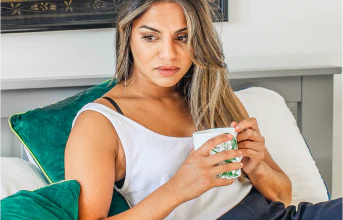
[141,34,187,43]
[142,35,157,42]
[176,35,188,42]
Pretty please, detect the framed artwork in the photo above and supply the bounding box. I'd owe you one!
[1,0,228,33]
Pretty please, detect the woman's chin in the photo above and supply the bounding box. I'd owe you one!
[152,72,185,88]
[153,79,180,88]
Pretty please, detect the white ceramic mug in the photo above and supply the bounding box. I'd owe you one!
[193,127,242,179]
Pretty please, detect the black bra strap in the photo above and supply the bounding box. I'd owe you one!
[102,97,124,115]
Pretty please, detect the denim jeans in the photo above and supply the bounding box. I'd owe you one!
[218,186,342,220]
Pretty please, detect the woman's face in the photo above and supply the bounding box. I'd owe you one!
[129,2,193,88]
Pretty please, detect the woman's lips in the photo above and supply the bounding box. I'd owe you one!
[156,68,180,76]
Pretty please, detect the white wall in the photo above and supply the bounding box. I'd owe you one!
[1,28,115,79]
[1,0,342,198]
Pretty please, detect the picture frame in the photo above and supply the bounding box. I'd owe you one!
[1,0,228,34]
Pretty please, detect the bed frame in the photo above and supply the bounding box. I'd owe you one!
[1,65,341,195]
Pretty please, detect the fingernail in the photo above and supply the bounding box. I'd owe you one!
[240,163,243,167]
[235,126,240,131]
[227,134,232,139]
[239,150,242,155]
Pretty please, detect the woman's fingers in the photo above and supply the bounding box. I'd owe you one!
[230,121,238,127]
[205,149,241,166]
[238,141,264,153]
[235,118,260,133]
[209,162,243,177]
[236,129,264,143]
[196,134,233,156]
[240,148,264,162]
[211,178,235,187]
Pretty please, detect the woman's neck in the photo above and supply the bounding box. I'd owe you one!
[119,73,181,100]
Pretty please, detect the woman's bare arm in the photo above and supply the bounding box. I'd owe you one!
[65,110,183,220]
[65,110,118,219]
[104,181,181,220]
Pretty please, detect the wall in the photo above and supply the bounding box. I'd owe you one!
[1,0,342,198]
[1,28,115,79]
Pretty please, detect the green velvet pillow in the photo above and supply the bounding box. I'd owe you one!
[1,180,80,220]
[8,78,130,216]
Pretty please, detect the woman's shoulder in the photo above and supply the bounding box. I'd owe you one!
[70,85,125,147]
[92,97,120,113]
[70,107,119,143]
[93,84,126,113]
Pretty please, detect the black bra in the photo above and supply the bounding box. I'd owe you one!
[102,96,125,189]
[102,96,124,115]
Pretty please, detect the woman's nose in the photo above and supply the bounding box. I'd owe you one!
[159,38,177,60]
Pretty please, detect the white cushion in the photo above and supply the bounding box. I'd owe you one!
[234,87,329,206]
[23,146,40,169]
[1,157,48,200]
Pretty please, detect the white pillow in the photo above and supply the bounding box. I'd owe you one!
[23,146,40,170]
[234,87,329,206]
[1,157,48,200]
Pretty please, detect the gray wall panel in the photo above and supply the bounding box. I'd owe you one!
[231,76,302,102]
[1,87,90,118]
[301,75,334,194]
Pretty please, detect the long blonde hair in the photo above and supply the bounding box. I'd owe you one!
[110,0,248,182]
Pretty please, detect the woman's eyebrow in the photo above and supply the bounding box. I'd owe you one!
[139,25,187,33]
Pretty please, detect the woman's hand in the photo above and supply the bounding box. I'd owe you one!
[168,134,243,203]
[231,118,266,176]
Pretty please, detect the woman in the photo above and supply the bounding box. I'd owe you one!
[65,0,342,219]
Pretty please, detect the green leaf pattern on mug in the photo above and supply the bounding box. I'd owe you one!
[211,136,240,179]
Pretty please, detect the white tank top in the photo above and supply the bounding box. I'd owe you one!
[72,102,253,220]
